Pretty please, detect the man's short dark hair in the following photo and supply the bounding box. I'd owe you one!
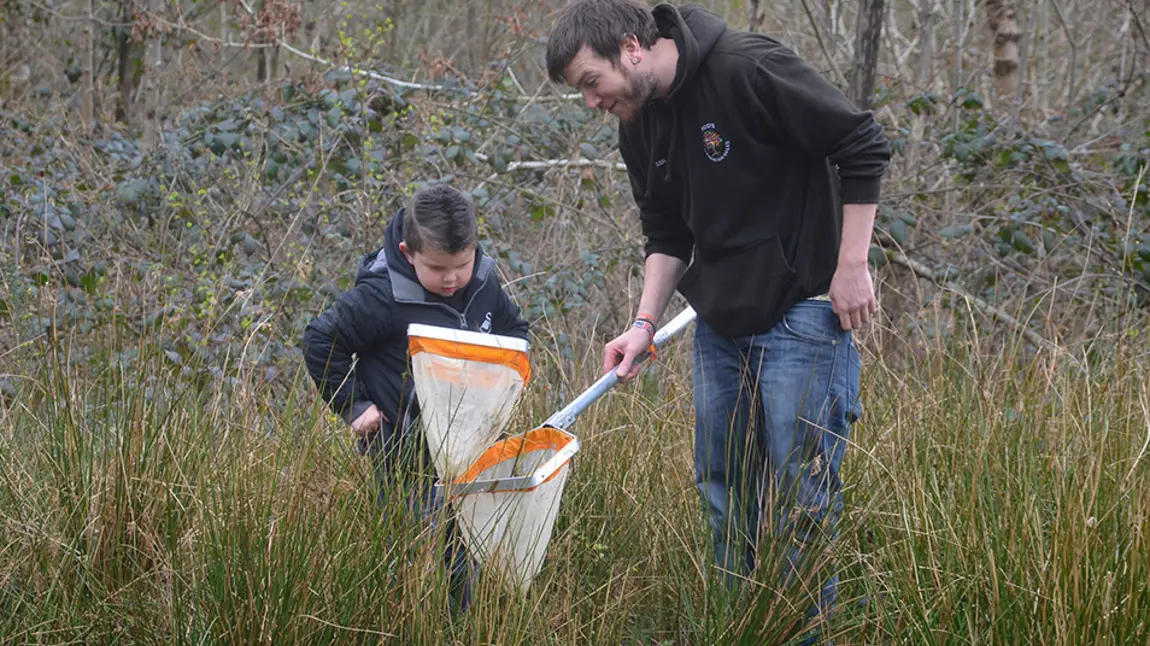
[403,184,477,254]
[545,0,659,84]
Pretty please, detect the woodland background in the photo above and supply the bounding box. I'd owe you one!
[1,0,1149,643]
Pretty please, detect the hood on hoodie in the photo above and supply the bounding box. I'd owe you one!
[642,4,728,194]
[356,208,415,282]
[654,4,726,101]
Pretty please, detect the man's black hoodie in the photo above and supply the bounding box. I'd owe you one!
[302,208,529,447]
[618,3,891,337]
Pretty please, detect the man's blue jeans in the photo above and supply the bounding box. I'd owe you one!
[692,299,861,625]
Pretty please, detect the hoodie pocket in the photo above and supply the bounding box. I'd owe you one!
[678,233,803,338]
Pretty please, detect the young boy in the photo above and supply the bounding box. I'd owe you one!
[302,184,530,612]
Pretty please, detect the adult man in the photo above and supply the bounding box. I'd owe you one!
[545,0,891,638]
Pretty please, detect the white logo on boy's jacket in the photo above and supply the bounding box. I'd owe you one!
[480,312,493,333]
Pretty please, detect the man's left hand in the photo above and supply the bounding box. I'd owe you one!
[829,259,878,331]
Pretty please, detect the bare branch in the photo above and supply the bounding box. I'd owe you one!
[227,0,581,101]
[798,0,851,87]
[887,249,1086,370]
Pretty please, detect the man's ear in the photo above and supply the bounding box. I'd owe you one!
[621,34,642,62]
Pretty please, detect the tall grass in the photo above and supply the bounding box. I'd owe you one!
[2,308,1148,644]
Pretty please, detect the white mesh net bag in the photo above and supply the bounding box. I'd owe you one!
[407,323,531,483]
[444,427,579,594]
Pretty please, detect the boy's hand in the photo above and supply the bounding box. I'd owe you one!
[351,404,384,436]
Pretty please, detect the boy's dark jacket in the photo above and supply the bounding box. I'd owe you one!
[619,3,891,337]
[302,208,529,443]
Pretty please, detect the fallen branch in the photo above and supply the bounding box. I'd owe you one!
[468,153,627,196]
[471,152,627,173]
[886,249,1086,371]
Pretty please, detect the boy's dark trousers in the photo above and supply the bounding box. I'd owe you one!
[359,419,477,613]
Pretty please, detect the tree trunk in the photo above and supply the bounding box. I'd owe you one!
[987,0,1023,101]
[951,0,965,129]
[147,0,163,73]
[82,0,95,130]
[1016,0,1038,107]
[914,0,937,89]
[257,43,279,83]
[467,3,477,71]
[748,0,765,32]
[851,0,886,109]
[908,0,937,172]
[144,0,164,146]
[115,1,144,123]
[220,3,227,68]
[255,0,278,82]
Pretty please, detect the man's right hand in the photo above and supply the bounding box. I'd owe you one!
[603,252,686,382]
[604,326,654,382]
[351,404,384,436]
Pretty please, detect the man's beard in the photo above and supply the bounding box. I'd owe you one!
[617,67,658,123]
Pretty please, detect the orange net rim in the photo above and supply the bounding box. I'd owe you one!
[409,336,531,383]
[450,426,575,491]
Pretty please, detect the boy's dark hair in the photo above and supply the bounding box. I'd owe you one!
[403,185,478,254]
[545,0,659,84]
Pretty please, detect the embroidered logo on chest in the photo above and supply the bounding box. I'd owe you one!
[700,122,730,162]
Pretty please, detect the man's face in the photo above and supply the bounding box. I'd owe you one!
[564,44,657,124]
[400,242,475,298]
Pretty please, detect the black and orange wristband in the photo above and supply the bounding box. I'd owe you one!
[633,312,657,359]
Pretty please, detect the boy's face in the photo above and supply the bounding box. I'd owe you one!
[399,242,476,298]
